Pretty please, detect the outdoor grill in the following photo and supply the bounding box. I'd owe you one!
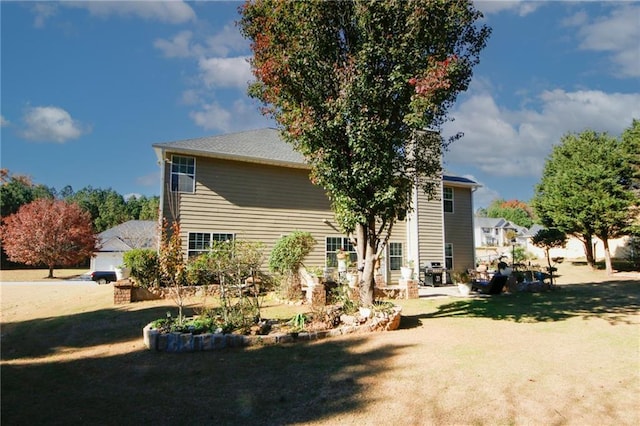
[423,261,445,287]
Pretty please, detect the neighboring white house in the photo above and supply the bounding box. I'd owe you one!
[524,228,635,261]
[475,219,636,262]
[474,217,527,248]
[91,220,158,271]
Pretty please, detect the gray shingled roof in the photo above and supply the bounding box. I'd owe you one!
[153,128,477,185]
[98,220,158,249]
[152,127,306,168]
[443,174,478,187]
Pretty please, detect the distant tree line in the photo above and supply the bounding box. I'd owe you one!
[0,169,159,232]
[0,169,160,269]
[476,198,536,229]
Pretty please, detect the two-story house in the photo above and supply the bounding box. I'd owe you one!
[152,128,478,283]
[474,217,527,248]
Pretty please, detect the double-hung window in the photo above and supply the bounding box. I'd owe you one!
[326,237,357,268]
[171,155,195,193]
[188,232,234,257]
[443,187,453,213]
[444,243,453,270]
[388,242,403,271]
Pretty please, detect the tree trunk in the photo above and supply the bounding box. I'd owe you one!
[356,220,377,307]
[48,265,55,279]
[581,234,596,268]
[602,237,613,276]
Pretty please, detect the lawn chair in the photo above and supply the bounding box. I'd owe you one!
[471,273,509,295]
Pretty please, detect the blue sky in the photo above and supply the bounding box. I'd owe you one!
[1,1,639,209]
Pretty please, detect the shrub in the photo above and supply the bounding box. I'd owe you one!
[269,231,315,300]
[123,249,159,288]
[268,231,315,273]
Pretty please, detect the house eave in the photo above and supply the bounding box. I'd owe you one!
[153,145,310,170]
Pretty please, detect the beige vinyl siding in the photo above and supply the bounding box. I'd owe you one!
[416,185,445,268]
[164,156,337,269]
[443,185,475,272]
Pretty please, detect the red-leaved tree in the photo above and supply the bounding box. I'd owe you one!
[0,199,98,278]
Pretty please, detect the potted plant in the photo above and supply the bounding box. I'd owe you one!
[336,248,348,273]
[114,264,130,281]
[400,259,414,280]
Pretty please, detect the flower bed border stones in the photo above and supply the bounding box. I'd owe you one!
[143,306,402,353]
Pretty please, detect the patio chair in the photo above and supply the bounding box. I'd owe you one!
[471,273,509,295]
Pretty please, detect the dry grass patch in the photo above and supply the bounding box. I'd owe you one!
[1,265,639,425]
[0,268,89,281]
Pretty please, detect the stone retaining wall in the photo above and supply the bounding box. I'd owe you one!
[143,307,402,353]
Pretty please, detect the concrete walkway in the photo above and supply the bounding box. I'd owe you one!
[418,284,464,298]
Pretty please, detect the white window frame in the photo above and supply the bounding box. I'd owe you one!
[188,232,234,257]
[443,187,454,213]
[325,237,357,268]
[444,243,453,270]
[171,155,196,193]
[388,242,403,271]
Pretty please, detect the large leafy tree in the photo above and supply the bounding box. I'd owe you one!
[239,0,490,305]
[484,198,535,228]
[0,199,98,278]
[0,170,55,267]
[621,119,640,235]
[533,129,637,274]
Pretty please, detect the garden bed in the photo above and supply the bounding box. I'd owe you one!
[143,305,402,353]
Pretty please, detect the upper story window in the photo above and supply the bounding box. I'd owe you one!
[171,155,195,193]
[443,187,453,213]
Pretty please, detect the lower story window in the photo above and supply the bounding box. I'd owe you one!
[444,243,453,270]
[388,242,403,271]
[188,232,234,257]
[326,237,357,268]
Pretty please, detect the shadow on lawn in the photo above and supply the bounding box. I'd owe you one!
[404,280,639,325]
[1,303,412,425]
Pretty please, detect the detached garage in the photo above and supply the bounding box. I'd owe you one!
[91,220,158,272]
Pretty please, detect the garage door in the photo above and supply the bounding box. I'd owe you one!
[91,252,124,271]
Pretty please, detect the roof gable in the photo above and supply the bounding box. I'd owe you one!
[97,220,158,249]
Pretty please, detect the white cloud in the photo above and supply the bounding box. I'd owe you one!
[198,56,252,89]
[180,89,201,106]
[203,24,249,57]
[65,0,196,24]
[570,4,640,78]
[21,106,89,143]
[154,30,194,58]
[155,23,249,59]
[190,102,232,132]
[475,0,542,17]
[31,2,58,28]
[0,115,10,127]
[443,88,640,179]
[189,99,270,133]
[462,174,501,210]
